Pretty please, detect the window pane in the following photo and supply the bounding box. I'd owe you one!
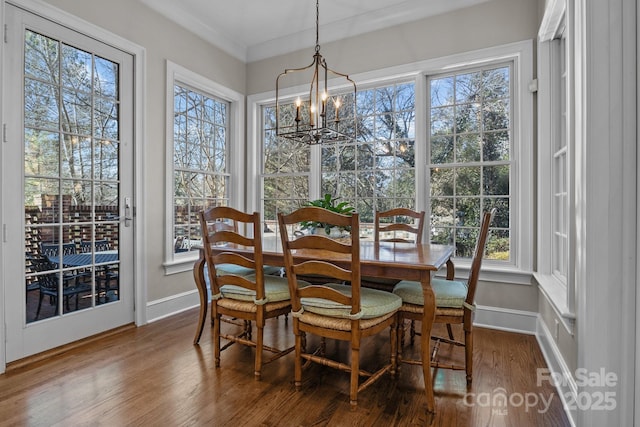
[172,83,229,254]
[429,63,512,260]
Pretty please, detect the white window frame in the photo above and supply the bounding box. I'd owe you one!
[163,61,245,275]
[248,40,533,284]
[426,61,515,265]
[536,0,576,325]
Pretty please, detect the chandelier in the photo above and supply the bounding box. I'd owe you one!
[275,0,357,145]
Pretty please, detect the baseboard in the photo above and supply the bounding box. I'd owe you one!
[473,304,538,334]
[146,289,200,323]
[535,316,577,427]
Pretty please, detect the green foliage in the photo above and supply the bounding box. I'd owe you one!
[301,193,355,234]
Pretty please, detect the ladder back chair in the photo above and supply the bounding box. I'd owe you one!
[199,206,294,380]
[278,206,402,409]
[375,208,425,244]
[392,208,496,384]
[361,208,426,292]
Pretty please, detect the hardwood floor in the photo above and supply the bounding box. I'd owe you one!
[0,309,570,426]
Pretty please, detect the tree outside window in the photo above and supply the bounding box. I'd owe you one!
[428,65,511,260]
[173,84,229,254]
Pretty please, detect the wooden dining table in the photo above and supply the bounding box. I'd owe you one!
[192,237,454,412]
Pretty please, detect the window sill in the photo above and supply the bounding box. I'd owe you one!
[534,272,576,333]
[163,254,199,275]
[435,261,533,286]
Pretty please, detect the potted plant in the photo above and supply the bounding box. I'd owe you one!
[301,193,355,236]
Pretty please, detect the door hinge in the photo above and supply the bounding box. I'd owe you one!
[4,24,7,43]
[3,124,7,142]
[3,224,7,243]
[528,79,538,93]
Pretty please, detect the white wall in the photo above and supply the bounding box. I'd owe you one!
[246,0,539,95]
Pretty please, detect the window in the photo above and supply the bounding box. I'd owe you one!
[165,61,244,272]
[428,65,511,260]
[250,40,533,278]
[321,82,416,235]
[261,81,416,239]
[262,104,311,229]
[537,0,575,318]
[172,83,229,255]
[551,30,568,284]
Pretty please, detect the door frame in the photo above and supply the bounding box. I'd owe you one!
[0,0,148,373]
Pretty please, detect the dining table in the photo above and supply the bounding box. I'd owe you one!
[47,249,119,267]
[192,235,454,412]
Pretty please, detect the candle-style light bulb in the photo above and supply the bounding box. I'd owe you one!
[334,97,341,121]
[321,91,328,117]
[295,97,302,122]
[309,103,316,127]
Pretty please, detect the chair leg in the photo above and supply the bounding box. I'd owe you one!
[255,323,263,380]
[35,291,44,319]
[349,338,360,409]
[214,313,221,367]
[465,327,473,384]
[446,323,455,340]
[410,320,416,345]
[390,319,398,375]
[294,323,303,391]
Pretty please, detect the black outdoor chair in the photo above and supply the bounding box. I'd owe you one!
[30,255,92,319]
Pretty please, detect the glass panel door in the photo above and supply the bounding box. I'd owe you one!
[24,29,123,321]
[4,5,135,361]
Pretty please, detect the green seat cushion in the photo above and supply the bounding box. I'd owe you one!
[393,278,469,308]
[263,265,284,276]
[216,264,282,277]
[301,283,401,320]
[220,274,295,303]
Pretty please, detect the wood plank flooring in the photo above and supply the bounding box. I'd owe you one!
[0,309,570,426]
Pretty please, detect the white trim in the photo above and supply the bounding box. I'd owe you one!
[146,290,200,323]
[163,61,245,274]
[0,0,6,374]
[474,305,538,335]
[536,316,577,427]
[537,0,577,321]
[535,273,576,335]
[538,0,567,42]
[576,0,637,425]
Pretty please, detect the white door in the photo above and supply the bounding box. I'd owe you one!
[3,5,135,361]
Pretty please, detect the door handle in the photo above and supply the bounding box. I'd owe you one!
[124,197,133,227]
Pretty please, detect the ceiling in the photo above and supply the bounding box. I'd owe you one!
[140,0,490,63]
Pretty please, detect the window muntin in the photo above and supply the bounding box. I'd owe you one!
[172,83,229,254]
[321,82,416,235]
[261,81,416,240]
[261,104,311,233]
[428,65,512,260]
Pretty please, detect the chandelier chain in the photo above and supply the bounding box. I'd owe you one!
[315,0,320,53]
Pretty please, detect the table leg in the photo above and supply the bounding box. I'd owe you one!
[446,258,455,280]
[193,251,207,345]
[420,270,436,413]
